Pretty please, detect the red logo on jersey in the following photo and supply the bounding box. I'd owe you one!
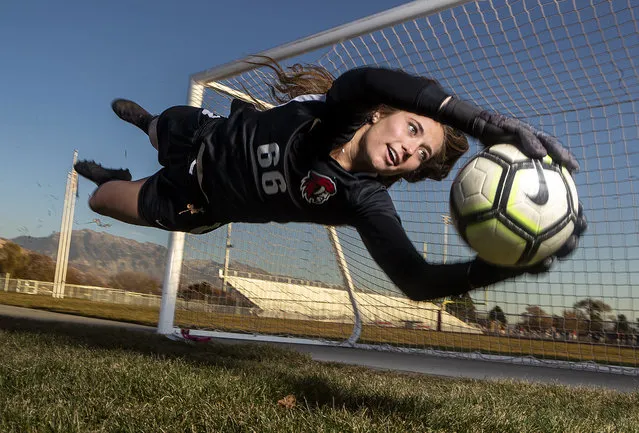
[300,171,337,204]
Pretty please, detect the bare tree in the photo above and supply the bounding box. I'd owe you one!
[614,314,630,333]
[186,281,255,308]
[574,298,612,334]
[445,292,477,323]
[520,305,552,332]
[489,306,507,324]
[109,271,161,294]
[555,309,589,337]
[0,241,22,275]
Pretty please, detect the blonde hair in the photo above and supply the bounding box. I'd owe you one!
[250,57,469,185]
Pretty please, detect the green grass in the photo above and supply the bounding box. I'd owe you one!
[2,292,638,368]
[1,317,639,433]
[0,292,161,326]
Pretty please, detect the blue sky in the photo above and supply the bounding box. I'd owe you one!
[0,0,408,246]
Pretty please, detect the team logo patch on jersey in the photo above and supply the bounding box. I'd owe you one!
[300,171,337,205]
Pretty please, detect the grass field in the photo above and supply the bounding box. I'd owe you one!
[1,292,638,368]
[1,315,639,432]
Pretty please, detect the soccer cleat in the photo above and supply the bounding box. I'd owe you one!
[74,160,132,186]
[111,99,154,134]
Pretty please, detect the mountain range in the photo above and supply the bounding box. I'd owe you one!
[9,229,259,287]
[12,229,170,281]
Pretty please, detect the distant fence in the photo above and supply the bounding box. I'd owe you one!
[0,273,240,313]
[1,274,161,308]
[3,273,638,347]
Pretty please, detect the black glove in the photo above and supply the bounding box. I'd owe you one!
[437,97,579,172]
[468,203,587,288]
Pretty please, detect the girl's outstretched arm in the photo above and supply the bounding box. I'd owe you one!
[325,67,448,117]
[326,67,578,171]
[352,191,567,301]
[352,190,473,301]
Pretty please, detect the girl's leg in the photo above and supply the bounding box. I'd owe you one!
[88,178,150,226]
[76,100,163,227]
[111,99,158,149]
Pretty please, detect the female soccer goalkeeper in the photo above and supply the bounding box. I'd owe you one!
[75,63,586,302]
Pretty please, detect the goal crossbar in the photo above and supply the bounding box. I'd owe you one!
[190,0,472,84]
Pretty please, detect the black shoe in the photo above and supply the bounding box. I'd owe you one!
[111,99,154,134]
[74,160,132,186]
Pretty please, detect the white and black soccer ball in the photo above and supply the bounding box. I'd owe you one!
[450,143,579,267]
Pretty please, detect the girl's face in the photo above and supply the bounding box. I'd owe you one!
[357,110,445,177]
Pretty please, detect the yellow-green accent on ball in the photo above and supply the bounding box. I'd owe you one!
[466,218,527,266]
[487,170,500,207]
[507,173,543,234]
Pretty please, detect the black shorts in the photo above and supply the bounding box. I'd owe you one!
[138,106,224,234]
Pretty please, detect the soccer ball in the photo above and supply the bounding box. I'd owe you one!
[449,143,579,267]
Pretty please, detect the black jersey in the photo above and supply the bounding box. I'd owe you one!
[193,67,472,300]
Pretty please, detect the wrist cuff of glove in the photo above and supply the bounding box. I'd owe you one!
[436,97,483,134]
[438,99,518,145]
[468,258,524,288]
[417,83,451,117]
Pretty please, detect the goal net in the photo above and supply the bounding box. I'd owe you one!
[161,0,639,371]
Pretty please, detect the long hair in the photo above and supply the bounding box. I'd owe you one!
[250,57,469,186]
[249,56,335,104]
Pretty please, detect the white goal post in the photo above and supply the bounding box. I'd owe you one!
[158,0,639,372]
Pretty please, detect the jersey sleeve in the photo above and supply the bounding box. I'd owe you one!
[352,190,472,301]
[325,67,450,117]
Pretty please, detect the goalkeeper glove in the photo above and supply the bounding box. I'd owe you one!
[437,97,579,172]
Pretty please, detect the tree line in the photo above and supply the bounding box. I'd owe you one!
[1,240,636,333]
[440,293,635,337]
[0,240,161,294]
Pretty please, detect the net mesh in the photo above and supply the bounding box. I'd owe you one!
[176,0,639,369]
